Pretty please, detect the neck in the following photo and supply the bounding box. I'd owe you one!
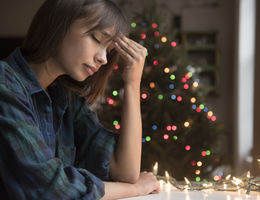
[28,59,63,91]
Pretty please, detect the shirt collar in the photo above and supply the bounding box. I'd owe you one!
[5,47,68,110]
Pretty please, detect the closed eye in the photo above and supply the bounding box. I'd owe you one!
[91,34,100,44]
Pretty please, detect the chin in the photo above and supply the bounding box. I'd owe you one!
[71,73,89,82]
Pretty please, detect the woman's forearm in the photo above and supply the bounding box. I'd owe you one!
[110,83,142,183]
[101,181,138,200]
[102,172,160,200]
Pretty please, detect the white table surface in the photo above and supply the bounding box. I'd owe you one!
[120,189,260,200]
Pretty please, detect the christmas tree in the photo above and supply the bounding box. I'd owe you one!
[97,0,227,181]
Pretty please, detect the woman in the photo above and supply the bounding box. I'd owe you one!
[0,0,160,199]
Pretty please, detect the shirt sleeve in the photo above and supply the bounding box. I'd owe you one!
[73,96,118,181]
[0,82,105,200]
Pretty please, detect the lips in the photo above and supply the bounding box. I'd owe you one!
[84,64,97,75]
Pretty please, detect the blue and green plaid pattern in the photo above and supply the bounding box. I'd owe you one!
[0,48,117,199]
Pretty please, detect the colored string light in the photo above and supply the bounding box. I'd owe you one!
[214,176,220,181]
[163,134,169,140]
[184,84,189,90]
[185,145,191,151]
[166,125,172,131]
[197,161,202,167]
[152,125,158,130]
[171,94,176,100]
[190,97,196,103]
[184,121,190,127]
[206,150,211,156]
[115,124,120,130]
[193,82,199,88]
[161,36,167,43]
[146,136,151,142]
[170,74,176,80]
[177,96,182,102]
[113,120,119,125]
[112,90,118,96]
[171,41,177,47]
[154,31,159,37]
[208,111,213,117]
[195,170,201,175]
[182,77,187,83]
[172,125,177,131]
[196,107,201,112]
[164,67,170,73]
[106,97,114,105]
[185,73,192,79]
[169,84,174,89]
[192,105,197,110]
[149,82,155,88]
[114,65,119,70]
[201,151,207,157]
[153,60,159,66]
[173,135,178,140]
[196,177,201,182]
[199,104,205,109]
[141,33,146,39]
[131,22,136,28]
[152,23,158,28]
[141,93,148,99]
[158,94,164,100]
[211,116,217,121]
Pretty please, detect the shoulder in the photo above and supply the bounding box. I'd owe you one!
[0,60,27,96]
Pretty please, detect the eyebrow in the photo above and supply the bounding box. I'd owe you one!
[101,30,113,38]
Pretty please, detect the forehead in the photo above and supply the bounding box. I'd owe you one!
[76,17,117,35]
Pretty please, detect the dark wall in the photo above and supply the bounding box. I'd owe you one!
[0,38,24,59]
[253,0,260,175]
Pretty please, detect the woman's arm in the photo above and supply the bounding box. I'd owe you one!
[109,35,147,183]
[102,172,160,200]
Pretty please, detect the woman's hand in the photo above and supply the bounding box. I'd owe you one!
[134,172,161,196]
[114,35,147,85]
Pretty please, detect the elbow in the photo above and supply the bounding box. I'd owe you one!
[121,171,140,184]
[127,175,139,184]
[111,171,140,184]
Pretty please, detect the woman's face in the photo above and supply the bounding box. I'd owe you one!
[54,18,115,82]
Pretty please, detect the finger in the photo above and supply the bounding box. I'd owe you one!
[114,41,133,61]
[115,37,137,58]
[121,35,145,50]
[121,36,148,58]
[151,188,161,194]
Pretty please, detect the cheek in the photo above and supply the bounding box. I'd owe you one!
[60,38,90,66]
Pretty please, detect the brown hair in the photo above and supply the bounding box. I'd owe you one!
[22,0,130,104]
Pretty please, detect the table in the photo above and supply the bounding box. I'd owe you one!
[120,189,260,200]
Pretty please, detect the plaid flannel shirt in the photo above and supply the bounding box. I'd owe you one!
[0,48,117,199]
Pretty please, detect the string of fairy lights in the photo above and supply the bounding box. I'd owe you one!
[105,21,219,182]
[152,162,260,194]
[102,20,260,196]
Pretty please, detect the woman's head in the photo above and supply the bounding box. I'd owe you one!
[22,0,130,104]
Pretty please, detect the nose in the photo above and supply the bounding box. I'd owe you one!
[95,48,107,66]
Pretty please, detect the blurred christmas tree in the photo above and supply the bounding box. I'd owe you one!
[97,0,228,181]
